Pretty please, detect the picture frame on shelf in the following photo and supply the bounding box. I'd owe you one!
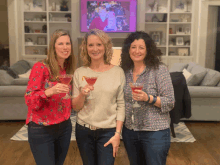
[37,37,46,45]
[185,27,191,34]
[176,37,184,46]
[150,31,162,46]
[172,0,187,12]
[176,26,185,34]
[178,48,189,56]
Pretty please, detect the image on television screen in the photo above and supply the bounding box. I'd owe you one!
[81,0,137,33]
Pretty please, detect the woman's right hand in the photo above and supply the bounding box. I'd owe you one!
[45,83,69,97]
[80,84,94,96]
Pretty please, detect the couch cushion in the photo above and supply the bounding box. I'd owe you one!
[11,78,29,85]
[0,70,14,85]
[10,60,31,75]
[0,86,27,97]
[186,64,207,86]
[199,69,220,86]
[169,63,189,72]
[188,86,220,97]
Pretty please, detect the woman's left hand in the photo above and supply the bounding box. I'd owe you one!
[104,133,120,157]
[132,90,148,102]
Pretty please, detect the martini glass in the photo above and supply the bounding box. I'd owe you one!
[83,76,98,99]
[58,74,72,99]
[129,82,143,108]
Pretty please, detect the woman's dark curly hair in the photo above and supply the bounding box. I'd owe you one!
[120,31,163,72]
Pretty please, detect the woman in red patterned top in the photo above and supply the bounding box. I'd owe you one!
[25,29,76,165]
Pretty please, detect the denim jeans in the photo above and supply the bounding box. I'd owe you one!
[122,126,170,165]
[75,123,115,165]
[28,118,72,165]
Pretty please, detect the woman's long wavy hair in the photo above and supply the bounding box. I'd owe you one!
[80,29,113,66]
[120,31,163,72]
[43,29,76,81]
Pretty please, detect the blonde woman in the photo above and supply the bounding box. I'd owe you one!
[25,29,76,165]
[72,29,125,165]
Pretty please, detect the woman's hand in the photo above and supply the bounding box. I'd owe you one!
[45,83,69,97]
[132,90,149,102]
[104,133,120,157]
[80,84,94,96]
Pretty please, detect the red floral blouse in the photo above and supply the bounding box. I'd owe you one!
[25,61,72,126]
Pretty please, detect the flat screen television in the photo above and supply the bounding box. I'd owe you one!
[81,0,137,33]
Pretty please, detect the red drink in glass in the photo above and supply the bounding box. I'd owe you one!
[131,86,143,93]
[58,74,72,99]
[84,77,97,86]
[59,77,72,85]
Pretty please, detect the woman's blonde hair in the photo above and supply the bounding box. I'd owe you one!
[43,29,76,81]
[80,29,113,66]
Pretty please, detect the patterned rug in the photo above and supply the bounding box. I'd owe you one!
[10,115,196,142]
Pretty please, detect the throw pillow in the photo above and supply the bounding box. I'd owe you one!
[199,69,220,86]
[186,62,197,72]
[18,69,31,78]
[169,63,189,72]
[0,65,18,78]
[182,68,192,80]
[186,64,207,86]
[0,70,14,85]
[10,60,30,75]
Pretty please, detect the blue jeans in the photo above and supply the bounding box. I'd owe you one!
[28,118,72,165]
[75,123,115,165]
[122,126,170,165]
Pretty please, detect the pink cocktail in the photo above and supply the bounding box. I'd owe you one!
[129,82,143,108]
[59,77,72,85]
[83,76,98,99]
[58,74,72,99]
[131,86,143,93]
[84,77,97,86]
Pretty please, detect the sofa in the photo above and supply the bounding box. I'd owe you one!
[1,60,220,121]
[169,62,220,121]
[0,60,36,120]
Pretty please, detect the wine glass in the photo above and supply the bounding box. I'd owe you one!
[129,82,143,108]
[58,74,72,99]
[83,76,98,99]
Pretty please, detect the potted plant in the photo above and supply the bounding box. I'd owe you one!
[60,0,69,11]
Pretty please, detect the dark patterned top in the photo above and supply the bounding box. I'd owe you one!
[25,61,72,126]
[124,64,175,131]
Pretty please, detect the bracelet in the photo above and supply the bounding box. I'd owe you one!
[115,131,121,135]
[145,94,150,103]
[150,96,157,105]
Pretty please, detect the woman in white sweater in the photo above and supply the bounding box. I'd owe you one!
[72,29,125,165]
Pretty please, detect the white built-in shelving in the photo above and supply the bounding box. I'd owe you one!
[145,0,194,69]
[22,0,72,61]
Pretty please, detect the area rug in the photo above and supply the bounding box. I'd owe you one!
[11,115,196,142]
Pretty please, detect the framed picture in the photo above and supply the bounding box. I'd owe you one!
[37,37,46,45]
[172,0,187,12]
[176,37,184,45]
[178,48,189,56]
[185,27,191,34]
[176,26,185,34]
[150,31,162,46]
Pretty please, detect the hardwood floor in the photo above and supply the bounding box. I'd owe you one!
[0,121,220,165]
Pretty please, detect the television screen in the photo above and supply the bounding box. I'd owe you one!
[81,0,137,33]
